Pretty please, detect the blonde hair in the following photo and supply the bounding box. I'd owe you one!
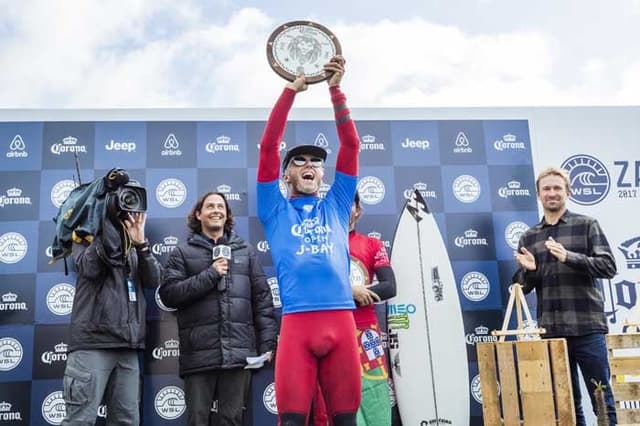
[535,167,571,192]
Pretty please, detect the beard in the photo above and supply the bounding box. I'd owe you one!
[294,179,319,195]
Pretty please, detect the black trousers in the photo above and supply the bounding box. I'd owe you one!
[183,369,251,426]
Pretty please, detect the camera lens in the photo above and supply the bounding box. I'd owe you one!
[119,188,142,210]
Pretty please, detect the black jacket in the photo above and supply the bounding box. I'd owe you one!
[159,231,277,377]
[68,218,162,352]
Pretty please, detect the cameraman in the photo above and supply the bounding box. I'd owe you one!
[61,170,161,425]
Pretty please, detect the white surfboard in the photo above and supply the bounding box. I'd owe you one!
[388,189,469,425]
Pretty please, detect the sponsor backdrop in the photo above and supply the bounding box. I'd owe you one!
[0,105,638,425]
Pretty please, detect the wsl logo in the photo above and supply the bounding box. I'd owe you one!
[403,182,436,200]
[452,175,481,203]
[0,187,32,208]
[504,221,529,250]
[50,136,87,156]
[263,383,278,415]
[267,277,281,308]
[461,272,490,302]
[357,176,385,205]
[0,337,23,371]
[50,179,77,208]
[41,391,66,425]
[0,401,23,421]
[466,325,498,345]
[0,232,28,264]
[105,140,136,152]
[161,133,182,156]
[152,339,180,360]
[0,292,28,311]
[152,235,179,256]
[453,131,472,154]
[206,135,240,154]
[6,134,28,158]
[493,133,525,151]
[562,154,610,205]
[498,180,531,199]
[41,342,68,365]
[154,386,186,420]
[455,229,488,248]
[619,236,640,269]
[360,134,385,152]
[217,184,242,201]
[46,283,75,316]
[156,178,187,208]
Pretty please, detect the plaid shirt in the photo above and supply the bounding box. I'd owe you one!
[515,210,617,337]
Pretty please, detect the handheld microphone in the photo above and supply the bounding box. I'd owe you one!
[212,245,232,291]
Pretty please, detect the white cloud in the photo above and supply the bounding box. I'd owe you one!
[0,2,638,108]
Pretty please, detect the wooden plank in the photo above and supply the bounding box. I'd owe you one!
[548,339,576,426]
[477,343,501,426]
[607,334,640,350]
[612,382,640,400]
[616,408,640,424]
[611,357,640,375]
[496,342,520,426]
[516,341,555,426]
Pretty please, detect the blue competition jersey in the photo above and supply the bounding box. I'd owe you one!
[257,172,357,314]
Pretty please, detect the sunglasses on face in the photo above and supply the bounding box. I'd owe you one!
[291,156,324,168]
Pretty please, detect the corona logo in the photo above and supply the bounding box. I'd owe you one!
[41,342,68,365]
[618,236,640,269]
[498,180,531,198]
[205,135,240,153]
[493,133,526,151]
[360,134,385,151]
[0,292,27,312]
[51,136,87,155]
[152,235,179,255]
[217,135,230,144]
[368,231,382,240]
[0,187,32,208]
[455,229,488,248]
[404,182,436,200]
[152,339,180,360]
[257,240,270,253]
[1,292,17,302]
[216,184,241,201]
[6,188,21,197]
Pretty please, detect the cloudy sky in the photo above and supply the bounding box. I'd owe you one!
[1,0,639,108]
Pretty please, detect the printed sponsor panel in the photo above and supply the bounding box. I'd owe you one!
[142,374,186,425]
[0,171,40,221]
[390,120,440,166]
[438,120,487,165]
[32,324,70,380]
[0,324,34,382]
[492,211,540,261]
[145,217,190,266]
[488,165,537,211]
[0,221,39,274]
[197,168,249,217]
[462,309,504,363]
[29,379,64,425]
[0,274,36,325]
[483,120,532,165]
[0,380,31,423]
[249,366,277,426]
[0,122,43,171]
[146,122,197,168]
[38,169,96,223]
[38,220,70,274]
[356,167,396,215]
[94,122,147,170]
[441,165,492,213]
[354,214,396,255]
[42,122,95,170]
[445,212,496,261]
[350,120,393,166]
[144,320,180,376]
[245,120,292,166]
[453,260,502,311]
[392,166,444,213]
[34,273,75,325]
[291,120,339,158]
[197,121,248,169]
[249,216,272,268]
[145,168,197,219]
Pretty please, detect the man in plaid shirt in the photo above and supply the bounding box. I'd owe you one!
[514,166,617,426]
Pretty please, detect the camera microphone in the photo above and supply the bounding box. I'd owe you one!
[212,245,232,291]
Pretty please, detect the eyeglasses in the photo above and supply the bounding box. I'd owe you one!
[290,156,324,168]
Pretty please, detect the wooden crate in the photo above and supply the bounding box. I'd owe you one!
[477,338,575,426]
[607,333,640,425]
